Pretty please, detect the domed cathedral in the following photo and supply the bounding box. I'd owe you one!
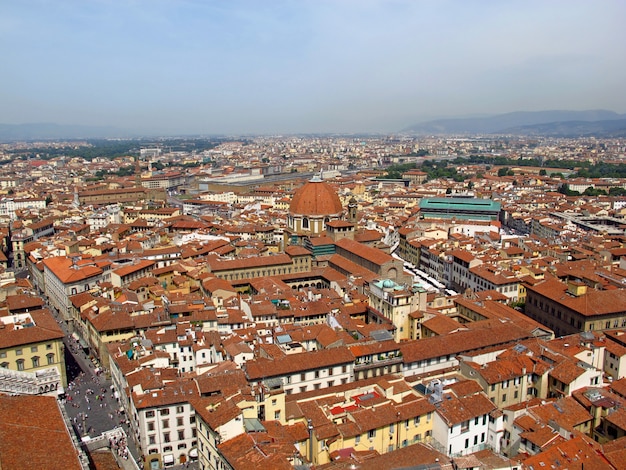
[285,174,345,246]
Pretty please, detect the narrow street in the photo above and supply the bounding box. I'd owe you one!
[48,300,143,467]
[48,299,198,470]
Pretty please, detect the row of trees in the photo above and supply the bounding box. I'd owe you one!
[381,155,626,183]
[6,138,223,161]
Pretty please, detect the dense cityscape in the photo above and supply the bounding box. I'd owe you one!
[1,133,626,470]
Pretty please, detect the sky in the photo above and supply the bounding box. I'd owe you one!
[1,0,625,135]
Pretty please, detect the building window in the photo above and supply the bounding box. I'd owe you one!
[147,422,155,431]
[163,432,170,443]
[16,359,24,371]
[47,354,55,364]
[146,411,155,418]
[161,408,170,416]
[0,352,5,358]
[0,362,8,368]
[368,429,376,439]
[46,344,53,350]
[176,406,184,414]
[15,349,22,356]
[177,417,184,427]
[178,430,185,441]
[31,356,39,368]
[31,346,38,353]
[162,419,169,428]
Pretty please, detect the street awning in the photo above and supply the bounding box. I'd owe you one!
[189,448,198,459]
[163,454,174,465]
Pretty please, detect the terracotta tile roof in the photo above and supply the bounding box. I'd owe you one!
[334,238,394,266]
[610,377,626,398]
[113,259,155,277]
[244,347,355,381]
[603,436,626,468]
[132,379,198,410]
[400,322,537,364]
[43,256,103,283]
[210,253,292,272]
[435,391,495,427]
[191,395,243,431]
[6,294,45,312]
[522,434,612,470]
[532,397,593,431]
[0,395,83,470]
[0,309,64,348]
[526,277,626,316]
[217,430,294,470]
[605,406,626,431]
[549,359,586,384]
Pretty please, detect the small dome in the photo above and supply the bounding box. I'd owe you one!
[290,179,343,217]
[382,279,395,288]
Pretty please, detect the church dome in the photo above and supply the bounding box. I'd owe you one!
[289,177,343,217]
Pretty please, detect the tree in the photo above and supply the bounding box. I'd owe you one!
[609,187,626,196]
[583,187,607,196]
[558,184,580,196]
[497,167,509,177]
[539,169,547,176]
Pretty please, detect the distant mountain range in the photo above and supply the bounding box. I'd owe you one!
[3,110,626,141]
[402,110,626,137]
[0,123,132,141]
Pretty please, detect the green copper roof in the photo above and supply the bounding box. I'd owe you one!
[419,197,501,212]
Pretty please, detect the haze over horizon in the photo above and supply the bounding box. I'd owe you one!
[2,1,625,136]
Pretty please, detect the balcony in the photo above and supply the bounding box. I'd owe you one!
[354,354,402,372]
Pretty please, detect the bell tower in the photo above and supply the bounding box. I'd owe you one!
[347,196,358,225]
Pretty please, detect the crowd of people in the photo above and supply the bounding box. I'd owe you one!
[109,434,130,460]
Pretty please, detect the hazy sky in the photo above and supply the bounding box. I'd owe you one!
[2,0,625,135]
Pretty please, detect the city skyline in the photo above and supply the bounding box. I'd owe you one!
[2,0,625,135]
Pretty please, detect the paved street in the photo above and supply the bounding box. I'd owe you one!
[46,300,142,467]
[46,299,199,470]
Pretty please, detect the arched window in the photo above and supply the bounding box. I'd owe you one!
[32,356,39,368]
[302,217,309,229]
[16,359,25,371]
[46,353,55,365]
